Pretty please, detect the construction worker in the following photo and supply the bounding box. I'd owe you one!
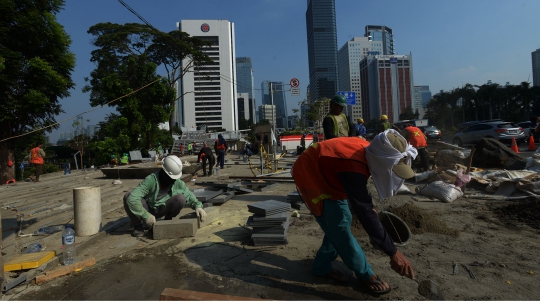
[376,115,391,134]
[323,95,355,140]
[120,153,129,165]
[123,155,207,237]
[291,130,417,295]
[157,142,163,157]
[214,134,227,169]
[187,142,193,155]
[197,145,215,177]
[402,123,429,172]
[110,154,117,167]
[355,118,367,138]
[179,143,184,155]
[29,142,45,182]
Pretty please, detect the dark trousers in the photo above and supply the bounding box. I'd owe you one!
[123,191,186,226]
[34,164,43,181]
[202,155,215,176]
[217,150,225,168]
[418,148,430,172]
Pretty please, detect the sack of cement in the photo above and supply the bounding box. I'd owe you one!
[420,181,463,203]
[396,183,412,195]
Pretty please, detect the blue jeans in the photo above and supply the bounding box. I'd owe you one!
[217,150,225,168]
[313,199,374,281]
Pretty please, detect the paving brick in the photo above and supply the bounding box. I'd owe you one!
[153,219,197,239]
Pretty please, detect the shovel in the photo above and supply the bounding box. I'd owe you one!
[414,278,444,300]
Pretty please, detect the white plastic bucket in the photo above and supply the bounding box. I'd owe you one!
[73,187,102,236]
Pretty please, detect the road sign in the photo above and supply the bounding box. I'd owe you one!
[337,91,356,105]
[290,78,300,88]
[291,87,300,96]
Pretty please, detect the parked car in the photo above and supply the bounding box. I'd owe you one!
[517,121,538,142]
[452,121,526,147]
[421,126,442,141]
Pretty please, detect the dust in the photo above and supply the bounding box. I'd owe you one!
[491,199,540,229]
[387,202,460,238]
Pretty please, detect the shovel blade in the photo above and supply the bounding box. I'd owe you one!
[418,279,444,301]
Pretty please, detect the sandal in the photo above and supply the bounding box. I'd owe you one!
[363,275,392,295]
[320,269,349,283]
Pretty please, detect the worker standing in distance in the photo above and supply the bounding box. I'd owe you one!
[322,95,356,140]
[402,123,430,172]
[187,142,193,155]
[291,130,417,294]
[376,115,391,134]
[355,118,367,138]
[214,134,227,169]
[29,142,45,182]
[123,155,207,237]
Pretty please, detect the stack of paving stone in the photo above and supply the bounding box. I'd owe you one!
[287,191,307,210]
[246,200,290,246]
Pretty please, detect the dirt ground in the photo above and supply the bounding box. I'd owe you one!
[7,153,540,301]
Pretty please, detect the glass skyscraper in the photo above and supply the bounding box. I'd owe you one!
[533,48,540,87]
[365,25,395,55]
[236,57,256,123]
[306,0,339,102]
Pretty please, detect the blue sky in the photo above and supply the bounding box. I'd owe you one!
[49,0,540,142]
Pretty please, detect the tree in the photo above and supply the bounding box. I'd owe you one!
[307,97,330,133]
[70,118,90,169]
[0,0,75,184]
[399,106,416,121]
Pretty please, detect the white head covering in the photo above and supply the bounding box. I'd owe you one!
[366,129,418,199]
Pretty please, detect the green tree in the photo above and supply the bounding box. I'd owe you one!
[399,106,416,121]
[307,97,330,133]
[0,0,75,184]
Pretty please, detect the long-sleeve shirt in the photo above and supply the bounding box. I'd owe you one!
[126,171,202,220]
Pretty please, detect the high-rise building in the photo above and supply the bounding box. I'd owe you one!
[306,0,339,102]
[258,104,276,127]
[338,37,379,123]
[237,93,250,121]
[236,57,256,123]
[359,54,414,123]
[365,25,395,55]
[533,48,540,87]
[261,81,287,129]
[413,85,432,108]
[176,20,237,131]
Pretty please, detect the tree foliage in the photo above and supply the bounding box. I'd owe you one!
[0,0,75,183]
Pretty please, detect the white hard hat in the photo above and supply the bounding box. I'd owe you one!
[162,155,183,179]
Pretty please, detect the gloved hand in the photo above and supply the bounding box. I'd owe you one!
[145,215,156,227]
[196,208,207,222]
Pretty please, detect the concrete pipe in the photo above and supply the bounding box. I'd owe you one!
[73,186,102,237]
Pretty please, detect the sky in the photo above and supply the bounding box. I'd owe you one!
[48,0,540,143]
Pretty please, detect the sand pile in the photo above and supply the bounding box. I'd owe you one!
[388,202,460,238]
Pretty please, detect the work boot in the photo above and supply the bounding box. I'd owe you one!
[131,224,145,237]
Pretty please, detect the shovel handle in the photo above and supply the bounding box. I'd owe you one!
[465,147,476,175]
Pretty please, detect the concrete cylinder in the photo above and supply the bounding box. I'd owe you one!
[73,186,102,237]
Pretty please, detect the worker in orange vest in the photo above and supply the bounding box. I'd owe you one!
[402,123,429,172]
[214,134,227,169]
[291,131,417,295]
[30,142,46,182]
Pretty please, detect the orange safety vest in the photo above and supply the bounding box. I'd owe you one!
[292,137,370,216]
[215,139,226,151]
[404,126,427,148]
[30,147,44,165]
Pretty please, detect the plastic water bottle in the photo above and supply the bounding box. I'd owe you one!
[34,225,65,235]
[23,243,42,254]
[62,225,76,265]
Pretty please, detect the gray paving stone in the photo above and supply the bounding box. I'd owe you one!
[153,218,197,239]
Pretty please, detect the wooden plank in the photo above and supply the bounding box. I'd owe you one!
[159,288,266,301]
[34,258,96,285]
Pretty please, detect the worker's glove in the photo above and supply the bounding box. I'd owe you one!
[196,208,207,222]
[145,215,156,227]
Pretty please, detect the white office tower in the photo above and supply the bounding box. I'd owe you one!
[176,20,237,131]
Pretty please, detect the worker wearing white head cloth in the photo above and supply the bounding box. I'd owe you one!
[366,129,418,199]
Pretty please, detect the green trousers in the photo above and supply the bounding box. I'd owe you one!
[313,199,374,281]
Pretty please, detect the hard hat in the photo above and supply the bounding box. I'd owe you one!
[381,114,388,120]
[330,95,347,106]
[162,155,183,179]
[358,118,364,123]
